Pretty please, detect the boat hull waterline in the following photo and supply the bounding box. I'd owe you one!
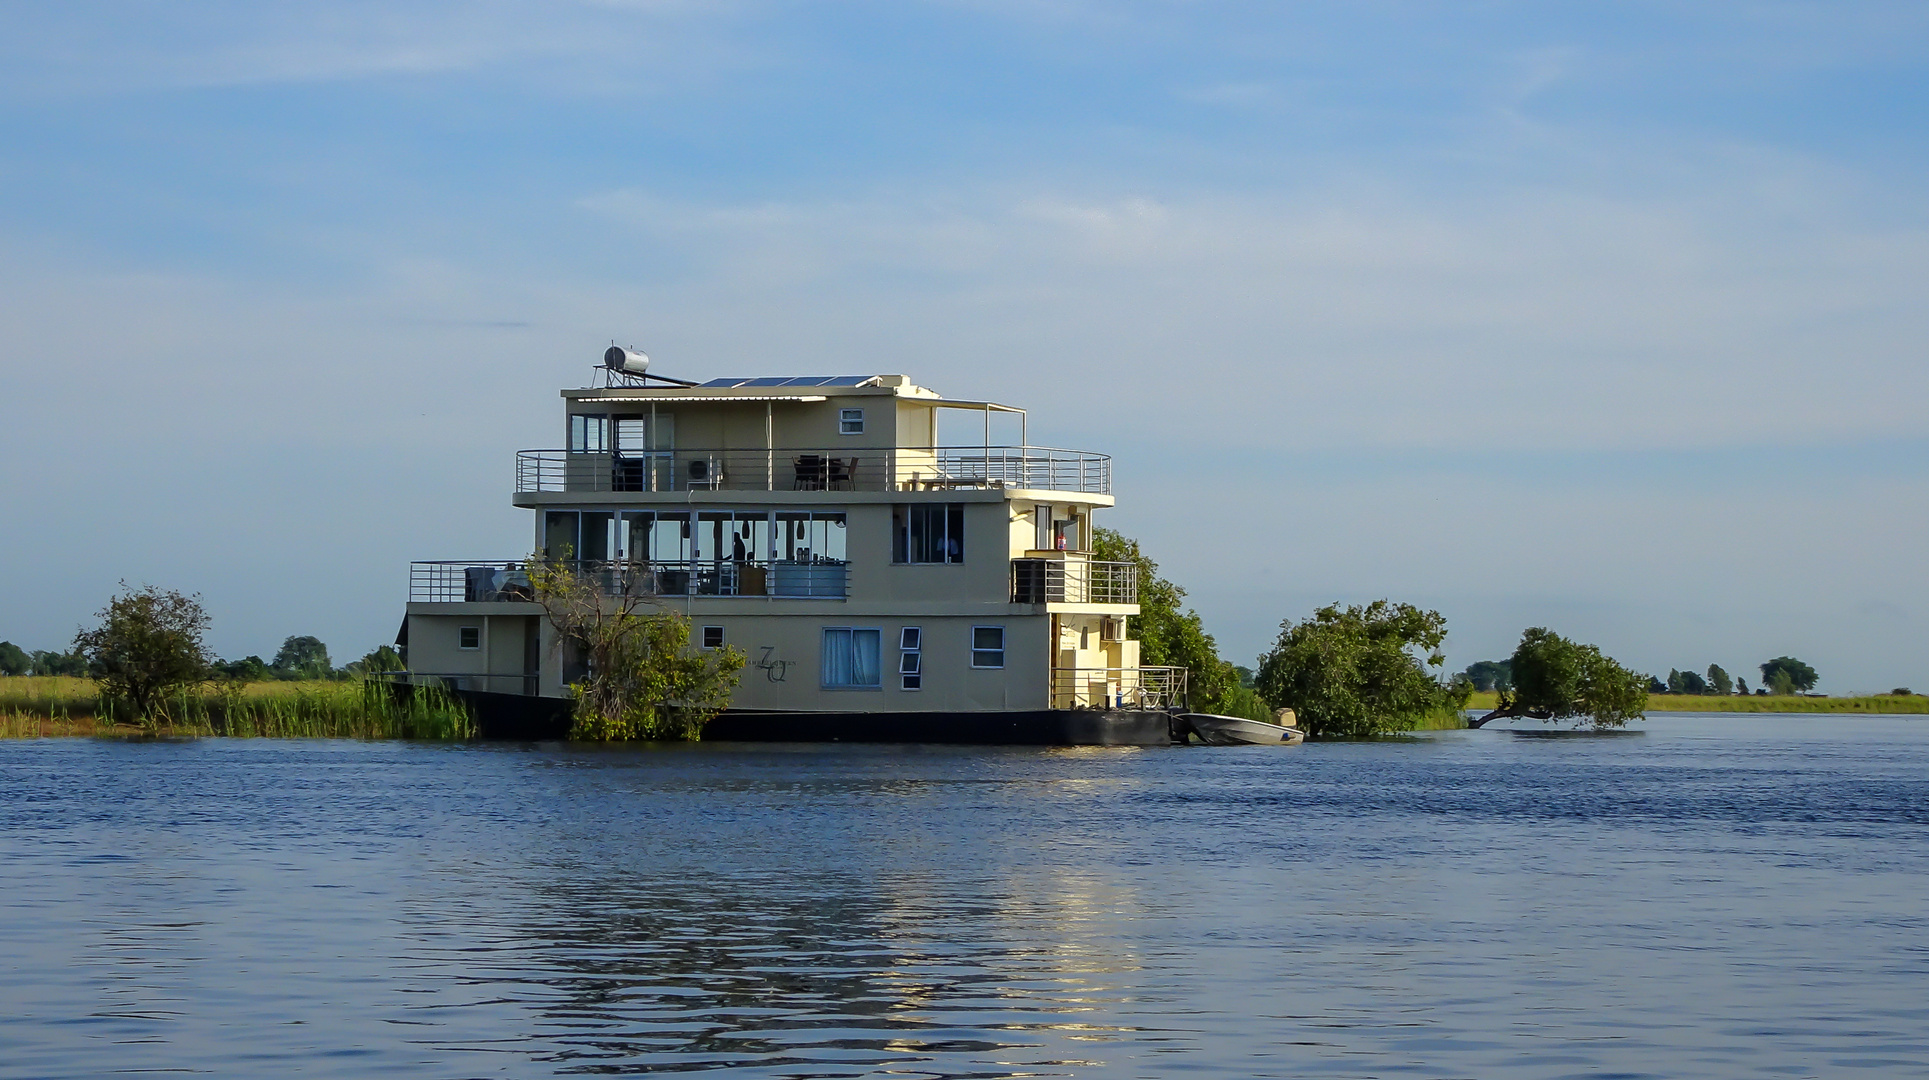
[1180,713,1306,746]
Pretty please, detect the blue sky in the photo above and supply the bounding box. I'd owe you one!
[2,2,1926,691]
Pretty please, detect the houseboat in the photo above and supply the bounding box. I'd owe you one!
[397,349,1185,743]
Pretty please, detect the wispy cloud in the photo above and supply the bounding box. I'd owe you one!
[0,1,747,93]
[571,161,1929,454]
[3,0,1927,685]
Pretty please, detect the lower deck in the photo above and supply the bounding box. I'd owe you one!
[402,604,1181,714]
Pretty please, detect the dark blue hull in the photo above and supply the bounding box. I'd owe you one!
[444,687,1177,746]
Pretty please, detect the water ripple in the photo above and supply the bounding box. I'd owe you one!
[1,716,1926,1077]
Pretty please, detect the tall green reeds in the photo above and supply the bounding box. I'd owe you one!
[0,676,474,739]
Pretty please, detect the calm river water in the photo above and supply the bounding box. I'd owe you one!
[2,715,1926,1079]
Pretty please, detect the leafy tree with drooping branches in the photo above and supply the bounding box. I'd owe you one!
[71,583,214,726]
[525,555,745,740]
[1759,656,1818,695]
[1461,659,1513,692]
[272,636,334,680]
[1471,628,1647,729]
[1255,600,1470,738]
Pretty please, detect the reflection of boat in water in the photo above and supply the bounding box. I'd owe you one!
[1179,712,1305,746]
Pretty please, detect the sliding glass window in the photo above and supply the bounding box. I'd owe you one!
[893,503,964,564]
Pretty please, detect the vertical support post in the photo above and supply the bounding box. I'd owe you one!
[1019,411,1027,487]
[649,402,658,492]
[765,401,773,491]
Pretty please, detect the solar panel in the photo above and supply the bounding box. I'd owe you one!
[697,375,877,388]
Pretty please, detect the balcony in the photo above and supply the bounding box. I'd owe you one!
[1010,557,1138,605]
[410,558,849,603]
[516,446,1111,496]
[1051,666,1188,711]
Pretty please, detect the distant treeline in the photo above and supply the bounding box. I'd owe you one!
[0,636,399,683]
[1461,655,1907,698]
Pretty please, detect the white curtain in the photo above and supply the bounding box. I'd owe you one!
[823,628,881,687]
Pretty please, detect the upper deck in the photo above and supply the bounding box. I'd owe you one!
[513,372,1112,502]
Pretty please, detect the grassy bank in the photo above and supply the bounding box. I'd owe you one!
[1463,690,1929,715]
[1412,706,1469,730]
[0,676,474,739]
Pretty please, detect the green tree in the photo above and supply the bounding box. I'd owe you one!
[30,650,88,676]
[1667,668,1708,694]
[1255,601,1470,737]
[1090,528,1269,720]
[346,645,405,678]
[71,584,214,725]
[1707,664,1733,696]
[527,556,746,740]
[271,636,333,680]
[0,641,29,676]
[1759,656,1817,695]
[1461,659,1513,692]
[1472,628,1647,729]
[216,655,272,681]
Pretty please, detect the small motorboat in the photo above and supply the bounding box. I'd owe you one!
[1179,712,1305,746]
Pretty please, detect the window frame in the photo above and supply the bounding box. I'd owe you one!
[700,625,725,650]
[821,626,883,690]
[458,626,481,650]
[892,503,965,564]
[838,408,865,435]
[970,625,1006,669]
[898,625,922,690]
[569,413,609,453]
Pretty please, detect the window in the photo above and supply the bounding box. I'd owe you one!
[701,626,724,650]
[459,626,481,650]
[569,414,609,453]
[972,625,1005,669]
[1034,505,1083,552]
[777,511,847,563]
[839,408,865,435]
[893,503,965,564]
[822,627,882,688]
[899,627,922,691]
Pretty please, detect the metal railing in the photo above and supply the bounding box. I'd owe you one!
[1010,558,1138,605]
[1050,666,1188,711]
[384,671,541,696]
[515,446,1111,496]
[410,559,850,602]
